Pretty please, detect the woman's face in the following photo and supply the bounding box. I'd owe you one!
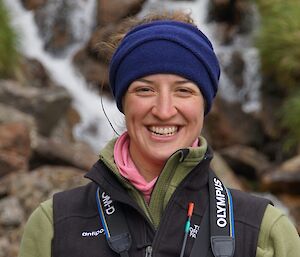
[123,74,205,168]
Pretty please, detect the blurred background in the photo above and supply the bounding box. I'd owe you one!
[0,0,300,255]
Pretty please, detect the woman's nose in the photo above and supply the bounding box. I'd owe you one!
[151,93,177,120]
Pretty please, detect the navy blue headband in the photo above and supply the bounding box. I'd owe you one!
[109,20,220,115]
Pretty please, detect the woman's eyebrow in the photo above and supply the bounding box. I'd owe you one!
[135,78,154,84]
[135,78,192,84]
[174,79,192,85]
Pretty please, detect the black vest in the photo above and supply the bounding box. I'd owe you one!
[52,157,270,257]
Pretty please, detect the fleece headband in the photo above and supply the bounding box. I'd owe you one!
[109,20,220,114]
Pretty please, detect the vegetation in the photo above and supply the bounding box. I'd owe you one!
[255,0,300,150]
[280,90,300,150]
[0,0,19,78]
[256,0,300,90]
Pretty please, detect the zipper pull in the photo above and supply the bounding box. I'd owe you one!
[145,245,152,257]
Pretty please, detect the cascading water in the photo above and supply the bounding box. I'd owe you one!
[4,0,262,151]
[216,4,262,113]
[33,0,98,55]
[3,0,124,152]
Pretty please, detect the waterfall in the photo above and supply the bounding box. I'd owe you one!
[217,3,262,113]
[4,0,262,152]
[3,0,125,152]
[33,0,98,55]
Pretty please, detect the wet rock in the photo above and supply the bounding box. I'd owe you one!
[0,122,31,177]
[97,0,146,26]
[209,0,239,24]
[0,166,88,216]
[31,0,136,55]
[0,165,88,256]
[260,94,283,140]
[280,155,300,172]
[31,135,98,171]
[0,80,72,136]
[223,51,245,89]
[73,48,109,91]
[261,155,300,194]
[34,0,77,55]
[50,106,81,143]
[72,23,121,91]
[220,145,271,180]
[0,235,19,257]
[203,97,264,149]
[211,152,245,190]
[208,0,254,43]
[279,194,300,233]
[258,93,295,162]
[19,57,55,89]
[261,172,300,194]
[0,238,10,257]
[0,104,37,134]
[21,0,48,10]
[0,197,24,227]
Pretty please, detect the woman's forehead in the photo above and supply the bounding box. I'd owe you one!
[130,74,198,85]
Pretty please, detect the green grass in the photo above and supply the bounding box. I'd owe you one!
[0,0,19,78]
[280,90,300,150]
[256,0,300,150]
[256,0,300,91]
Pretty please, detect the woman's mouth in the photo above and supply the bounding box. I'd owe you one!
[148,126,178,136]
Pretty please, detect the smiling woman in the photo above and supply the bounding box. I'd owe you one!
[18,10,300,257]
[123,74,205,181]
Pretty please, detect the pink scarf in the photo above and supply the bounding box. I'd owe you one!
[114,132,199,203]
[114,132,157,203]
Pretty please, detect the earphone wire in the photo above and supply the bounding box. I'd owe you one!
[100,85,120,136]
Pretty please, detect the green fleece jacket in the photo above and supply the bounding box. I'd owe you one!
[18,137,300,257]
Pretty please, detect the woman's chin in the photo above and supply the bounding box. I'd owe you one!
[146,144,181,162]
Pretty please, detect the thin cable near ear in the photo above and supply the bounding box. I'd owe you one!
[100,82,120,136]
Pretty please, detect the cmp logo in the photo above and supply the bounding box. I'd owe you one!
[81,229,105,237]
[101,191,115,215]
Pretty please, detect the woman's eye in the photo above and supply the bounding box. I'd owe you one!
[134,86,155,95]
[176,87,194,96]
[136,87,151,92]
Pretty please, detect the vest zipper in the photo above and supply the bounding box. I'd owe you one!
[148,154,210,253]
[145,246,152,257]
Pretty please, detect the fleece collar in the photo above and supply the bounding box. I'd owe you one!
[86,136,212,227]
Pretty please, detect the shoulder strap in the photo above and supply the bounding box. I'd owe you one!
[96,187,132,257]
[190,171,235,257]
[209,171,235,257]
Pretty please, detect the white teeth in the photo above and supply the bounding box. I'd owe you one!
[149,126,178,136]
